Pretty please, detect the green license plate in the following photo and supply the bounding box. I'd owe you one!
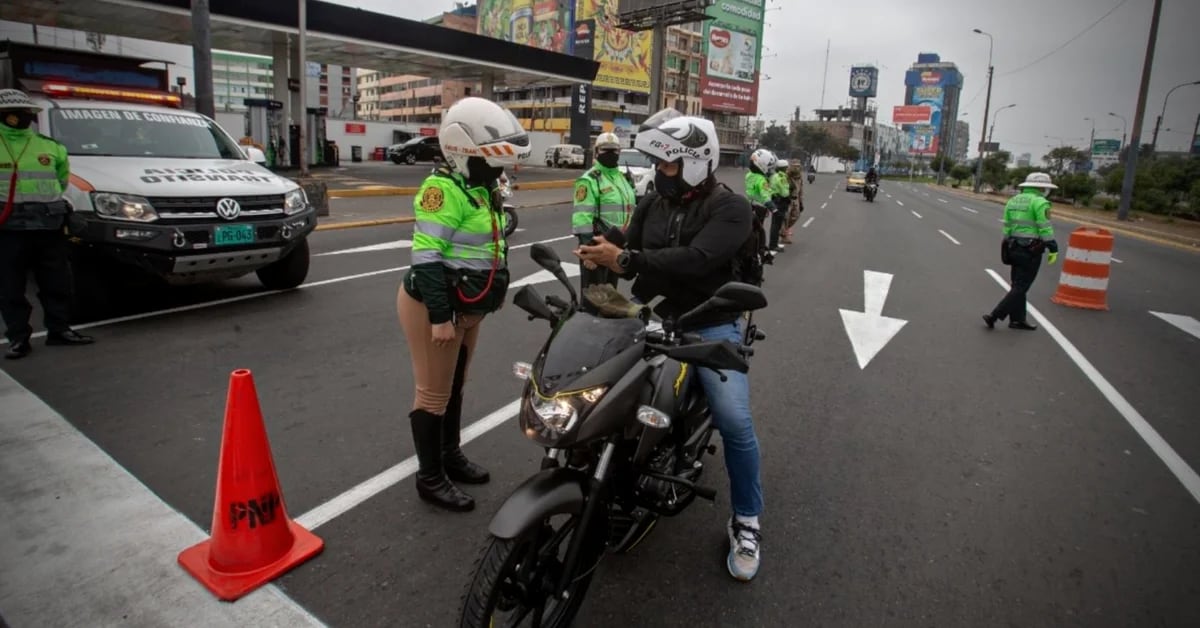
[214,224,255,246]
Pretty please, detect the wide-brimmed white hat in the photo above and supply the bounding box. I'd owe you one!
[0,89,42,112]
[1019,172,1059,190]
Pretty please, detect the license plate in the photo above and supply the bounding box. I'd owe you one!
[214,224,255,246]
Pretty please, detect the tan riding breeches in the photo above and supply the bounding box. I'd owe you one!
[397,288,484,414]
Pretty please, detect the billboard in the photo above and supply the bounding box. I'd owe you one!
[849,66,878,98]
[1091,139,1120,155]
[892,105,932,125]
[700,0,765,114]
[477,0,576,54]
[576,0,653,93]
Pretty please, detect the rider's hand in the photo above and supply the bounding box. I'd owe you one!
[575,236,622,273]
[431,321,456,347]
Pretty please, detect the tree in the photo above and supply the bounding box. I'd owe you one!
[1056,173,1098,205]
[930,155,955,173]
[1043,146,1087,176]
[758,124,790,155]
[949,164,973,185]
[981,151,1012,191]
[791,125,834,161]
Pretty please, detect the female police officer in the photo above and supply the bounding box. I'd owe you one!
[397,97,529,511]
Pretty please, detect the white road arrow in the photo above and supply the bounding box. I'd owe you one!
[1150,311,1200,341]
[509,263,581,288]
[839,270,908,369]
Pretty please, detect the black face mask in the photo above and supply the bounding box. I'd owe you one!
[596,151,620,169]
[1,111,35,130]
[654,169,682,202]
[465,156,504,187]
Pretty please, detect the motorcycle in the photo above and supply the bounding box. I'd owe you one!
[807,173,816,184]
[458,244,768,627]
[863,182,878,203]
[498,172,519,238]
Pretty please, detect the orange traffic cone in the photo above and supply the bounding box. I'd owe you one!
[1050,227,1113,311]
[178,369,323,601]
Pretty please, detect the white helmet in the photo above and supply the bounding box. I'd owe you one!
[776,159,788,170]
[1019,171,1059,190]
[438,97,530,178]
[750,148,776,174]
[594,132,621,153]
[634,108,720,188]
[0,89,42,111]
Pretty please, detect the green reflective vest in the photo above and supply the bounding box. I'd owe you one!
[572,164,635,240]
[1002,190,1055,241]
[744,171,771,205]
[404,169,508,322]
[0,126,70,231]
[770,170,790,198]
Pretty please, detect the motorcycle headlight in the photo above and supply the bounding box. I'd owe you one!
[523,386,607,446]
[91,193,158,222]
[284,187,308,215]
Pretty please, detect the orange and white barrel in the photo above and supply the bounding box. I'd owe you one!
[1050,227,1113,311]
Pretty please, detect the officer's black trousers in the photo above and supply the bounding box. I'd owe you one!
[991,245,1041,324]
[0,229,74,342]
[768,198,786,249]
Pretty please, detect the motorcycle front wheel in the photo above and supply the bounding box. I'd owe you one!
[459,513,604,628]
[503,206,519,237]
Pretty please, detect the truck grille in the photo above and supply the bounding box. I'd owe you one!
[147,195,286,223]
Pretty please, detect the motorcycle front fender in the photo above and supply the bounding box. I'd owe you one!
[488,467,588,539]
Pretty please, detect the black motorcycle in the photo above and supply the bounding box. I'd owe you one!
[807,173,816,184]
[863,182,878,202]
[458,244,768,627]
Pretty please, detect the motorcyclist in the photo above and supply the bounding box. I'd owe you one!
[865,166,879,185]
[574,108,766,582]
[572,131,635,295]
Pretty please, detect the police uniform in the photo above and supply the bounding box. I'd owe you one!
[984,182,1059,331]
[744,168,772,224]
[0,89,93,359]
[572,161,635,293]
[768,168,790,249]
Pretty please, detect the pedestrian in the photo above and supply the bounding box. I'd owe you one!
[397,97,529,511]
[575,108,767,582]
[0,89,93,359]
[983,172,1060,331]
[571,131,635,297]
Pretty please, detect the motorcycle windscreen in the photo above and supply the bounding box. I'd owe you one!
[537,313,645,394]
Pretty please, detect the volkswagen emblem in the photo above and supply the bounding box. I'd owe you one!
[215,197,241,220]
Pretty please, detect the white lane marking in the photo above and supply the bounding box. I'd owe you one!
[886,194,893,198]
[986,269,1200,506]
[896,200,905,207]
[938,230,961,245]
[0,235,578,346]
[839,270,907,369]
[1112,257,1124,264]
[911,210,923,219]
[316,239,413,256]
[296,400,522,531]
[961,206,979,214]
[802,216,815,228]
[828,193,834,200]
[509,263,581,288]
[820,202,828,210]
[0,370,326,626]
[997,218,1005,223]
[1150,311,1200,341]
[938,198,949,204]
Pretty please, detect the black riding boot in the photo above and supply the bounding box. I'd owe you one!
[443,347,490,484]
[410,409,474,512]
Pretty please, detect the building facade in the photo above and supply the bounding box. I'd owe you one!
[952,120,970,163]
[876,123,908,169]
[212,50,355,117]
[902,53,963,160]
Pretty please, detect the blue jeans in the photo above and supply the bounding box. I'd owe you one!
[693,320,763,518]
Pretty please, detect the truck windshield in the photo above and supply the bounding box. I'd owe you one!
[49,107,244,159]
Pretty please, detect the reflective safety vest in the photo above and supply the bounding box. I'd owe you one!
[1002,190,1054,241]
[744,171,771,205]
[0,127,70,231]
[770,170,789,198]
[572,164,635,239]
[411,169,506,271]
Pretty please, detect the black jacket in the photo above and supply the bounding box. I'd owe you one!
[624,184,752,329]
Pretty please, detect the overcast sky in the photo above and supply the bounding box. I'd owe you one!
[2,0,1197,161]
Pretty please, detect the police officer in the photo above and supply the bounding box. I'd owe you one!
[781,160,804,244]
[768,158,791,250]
[397,97,529,511]
[983,172,1060,331]
[744,149,776,259]
[0,89,93,359]
[572,132,635,295]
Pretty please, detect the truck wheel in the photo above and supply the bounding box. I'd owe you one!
[257,239,310,290]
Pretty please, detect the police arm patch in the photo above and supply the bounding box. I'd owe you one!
[420,187,445,212]
[574,184,588,202]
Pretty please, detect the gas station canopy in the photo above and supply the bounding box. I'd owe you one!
[0,0,600,87]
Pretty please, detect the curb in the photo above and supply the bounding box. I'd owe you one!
[327,179,575,198]
[927,184,1200,253]
[313,200,565,232]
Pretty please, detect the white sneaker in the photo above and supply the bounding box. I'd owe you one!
[726,517,761,581]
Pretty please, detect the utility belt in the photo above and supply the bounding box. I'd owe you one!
[1,200,70,230]
[1007,236,1045,253]
[445,266,510,314]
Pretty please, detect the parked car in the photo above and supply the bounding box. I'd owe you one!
[544,144,585,168]
[846,170,867,192]
[389,136,442,164]
[618,149,654,199]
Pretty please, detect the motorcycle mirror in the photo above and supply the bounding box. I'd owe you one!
[512,285,556,323]
[529,243,578,307]
[714,282,768,311]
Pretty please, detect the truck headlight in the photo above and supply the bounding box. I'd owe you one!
[92,193,158,222]
[284,187,308,215]
[522,386,607,446]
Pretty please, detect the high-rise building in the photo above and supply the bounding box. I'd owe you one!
[1016,152,1032,168]
[902,53,963,159]
[953,120,970,163]
[211,50,355,117]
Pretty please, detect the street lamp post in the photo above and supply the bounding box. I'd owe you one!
[972,28,994,193]
[988,103,1016,145]
[1084,116,1096,168]
[1108,112,1128,153]
[1150,80,1200,155]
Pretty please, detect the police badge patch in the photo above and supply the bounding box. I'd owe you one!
[574,185,587,202]
[420,187,444,212]
[37,154,51,166]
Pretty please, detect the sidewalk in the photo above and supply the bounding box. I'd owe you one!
[316,186,572,230]
[929,183,1200,251]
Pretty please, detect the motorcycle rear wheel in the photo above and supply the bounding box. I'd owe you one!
[459,513,603,628]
